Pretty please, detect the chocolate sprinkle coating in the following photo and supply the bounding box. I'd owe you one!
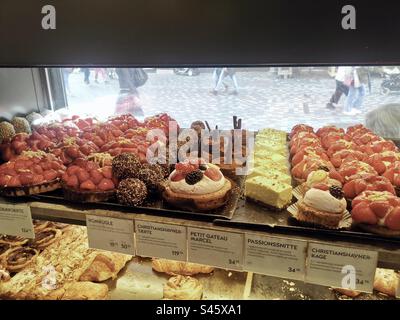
[116,178,147,206]
[137,168,163,194]
[112,153,142,180]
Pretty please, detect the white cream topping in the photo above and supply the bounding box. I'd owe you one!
[306,170,342,188]
[303,188,347,214]
[169,169,225,195]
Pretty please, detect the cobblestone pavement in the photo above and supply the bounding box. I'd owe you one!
[66,69,400,131]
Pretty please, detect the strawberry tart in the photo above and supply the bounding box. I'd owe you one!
[162,159,232,211]
[0,151,66,196]
[61,158,117,202]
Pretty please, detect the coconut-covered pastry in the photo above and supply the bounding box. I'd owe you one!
[11,117,31,134]
[0,121,15,143]
[112,153,142,180]
[163,275,203,300]
[297,184,347,228]
[162,158,232,211]
[116,178,147,206]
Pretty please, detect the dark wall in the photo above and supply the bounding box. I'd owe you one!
[0,0,400,66]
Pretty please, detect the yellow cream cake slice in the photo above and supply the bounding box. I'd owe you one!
[255,140,288,156]
[245,176,293,209]
[247,167,291,185]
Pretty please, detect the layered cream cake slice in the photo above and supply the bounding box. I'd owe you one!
[245,176,293,210]
[255,140,288,157]
[257,128,287,143]
[247,167,291,185]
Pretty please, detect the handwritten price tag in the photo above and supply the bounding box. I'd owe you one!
[0,202,34,238]
[188,227,243,270]
[86,215,135,255]
[244,233,307,281]
[135,220,187,261]
[305,242,377,293]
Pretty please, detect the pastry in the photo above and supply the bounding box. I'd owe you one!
[62,281,109,300]
[330,149,367,168]
[248,167,291,185]
[0,235,28,247]
[365,151,400,175]
[51,137,99,165]
[33,220,51,232]
[343,174,395,200]
[48,221,70,229]
[297,185,347,228]
[303,169,342,193]
[62,158,116,202]
[257,128,287,143]
[27,228,62,250]
[291,146,330,167]
[0,265,10,282]
[0,151,66,196]
[137,168,163,194]
[116,178,147,206]
[152,258,214,276]
[163,159,232,211]
[332,288,361,298]
[383,161,400,196]
[245,175,292,210]
[351,191,400,235]
[289,124,314,139]
[0,243,11,260]
[79,252,132,282]
[338,160,377,183]
[87,152,114,167]
[112,152,142,180]
[2,247,39,272]
[291,157,343,184]
[373,268,399,297]
[164,275,203,300]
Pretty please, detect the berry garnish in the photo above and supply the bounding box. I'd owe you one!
[185,170,203,185]
[199,164,207,171]
[318,165,330,172]
[175,162,198,174]
[329,185,344,199]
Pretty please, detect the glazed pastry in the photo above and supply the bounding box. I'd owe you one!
[297,185,347,228]
[78,252,132,282]
[2,247,39,272]
[0,151,66,196]
[112,153,142,180]
[33,220,51,232]
[116,178,147,206]
[373,268,399,297]
[163,159,232,211]
[62,158,116,202]
[0,235,28,247]
[152,258,214,276]
[28,228,62,250]
[62,281,109,300]
[164,275,203,300]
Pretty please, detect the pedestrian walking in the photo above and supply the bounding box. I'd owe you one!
[82,68,91,84]
[94,68,107,83]
[211,68,239,95]
[115,68,145,116]
[326,66,352,109]
[343,67,371,115]
[62,68,73,94]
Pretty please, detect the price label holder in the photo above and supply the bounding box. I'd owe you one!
[188,227,244,271]
[0,201,34,238]
[86,215,135,255]
[305,242,378,293]
[135,220,187,261]
[244,233,307,281]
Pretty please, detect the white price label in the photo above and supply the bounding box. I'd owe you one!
[0,202,34,238]
[86,215,135,255]
[188,227,243,270]
[135,220,187,261]
[305,242,377,293]
[244,233,307,281]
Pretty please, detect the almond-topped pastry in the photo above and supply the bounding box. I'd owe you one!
[163,275,203,300]
[162,158,232,211]
[27,228,62,250]
[297,184,347,228]
[0,150,66,196]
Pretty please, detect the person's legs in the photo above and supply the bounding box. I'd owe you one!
[353,85,365,110]
[230,74,239,94]
[344,86,356,113]
[213,69,225,92]
[83,68,90,84]
[330,80,344,104]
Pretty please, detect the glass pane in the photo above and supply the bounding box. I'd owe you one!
[61,66,400,137]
